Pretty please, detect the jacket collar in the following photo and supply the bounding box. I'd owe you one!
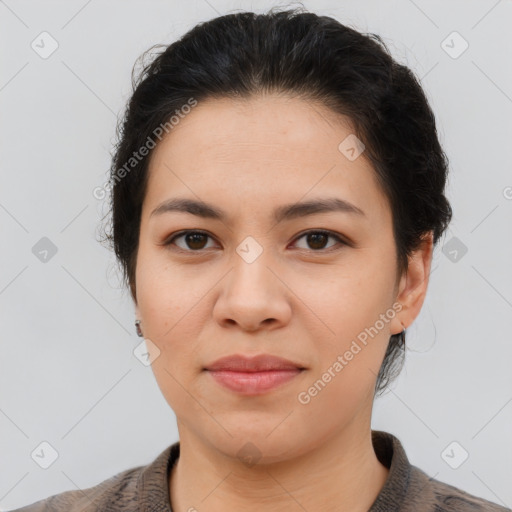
[136,430,409,511]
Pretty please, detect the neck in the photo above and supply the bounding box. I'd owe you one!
[169,421,389,512]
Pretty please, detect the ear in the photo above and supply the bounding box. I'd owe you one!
[390,231,434,335]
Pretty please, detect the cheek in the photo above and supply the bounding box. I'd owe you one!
[294,257,395,341]
[135,247,203,337]
[296,309,391,426]
[135,271,205,413]
[292,254,396,392]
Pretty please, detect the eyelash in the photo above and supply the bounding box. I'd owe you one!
[162,229,349,254]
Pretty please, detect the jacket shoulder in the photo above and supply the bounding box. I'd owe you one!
[407,465,511,512]
[8,465,144,512]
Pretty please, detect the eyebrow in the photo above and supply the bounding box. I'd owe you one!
[150,197,365,223]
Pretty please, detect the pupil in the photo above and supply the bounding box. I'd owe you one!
[187,233,207,250]
[308,233,327,250]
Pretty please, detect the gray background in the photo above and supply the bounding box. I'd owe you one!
[1,0,511,509]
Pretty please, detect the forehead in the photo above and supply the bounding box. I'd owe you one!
[142,95,390,227]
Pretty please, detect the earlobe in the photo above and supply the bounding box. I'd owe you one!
[390,306,407,335]
[135,319,144,337]
[391,232,434,335]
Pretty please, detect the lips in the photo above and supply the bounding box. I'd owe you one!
[204,354,306,395]
[204,354,305,372]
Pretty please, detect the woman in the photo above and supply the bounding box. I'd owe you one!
[11,7,510,512]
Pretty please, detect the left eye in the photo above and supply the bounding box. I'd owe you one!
[292,230,346,251]
[164,229,346,252]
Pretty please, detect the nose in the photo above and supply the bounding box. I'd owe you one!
[212,250,292,332]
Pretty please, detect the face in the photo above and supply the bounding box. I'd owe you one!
[133,94,428,464]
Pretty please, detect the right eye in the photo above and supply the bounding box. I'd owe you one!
[164,230,219,252]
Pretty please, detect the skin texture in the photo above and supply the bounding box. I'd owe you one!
[133,94,433,512]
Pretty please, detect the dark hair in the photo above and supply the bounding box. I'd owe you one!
[99,7,452,396]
